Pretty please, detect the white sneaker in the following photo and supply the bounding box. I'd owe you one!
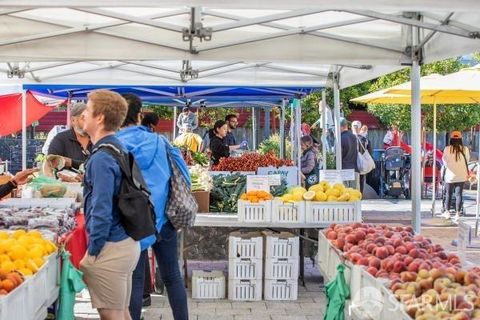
[440,212,451,220]
[451,215,460,224]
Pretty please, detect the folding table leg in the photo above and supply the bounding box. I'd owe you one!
[299,228,305,287]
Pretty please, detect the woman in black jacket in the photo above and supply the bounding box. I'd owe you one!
[209,120,241,165]
[0,168,38,199]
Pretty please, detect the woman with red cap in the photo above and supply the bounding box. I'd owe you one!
[442,131,470,222]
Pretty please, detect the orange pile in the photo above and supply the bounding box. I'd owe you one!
[0,271,24,295]
[239,190,273,203]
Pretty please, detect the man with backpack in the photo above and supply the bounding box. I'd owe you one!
[117,94,190,320]
[79,90,141,320]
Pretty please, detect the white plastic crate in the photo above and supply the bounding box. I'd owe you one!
[237,200,272,223]
[228,279,262,301]
[271,199,305,224]
[228,232,263,260]
[191,270,226,299]
[265,257,299,280]
[0,278,29,320]
[26,262,48,318]
[229,258,263,280]
[317,231,351,283]
[264,232,299,259]
[45,253,60,306]
[306,201,361,224]
[264,279,298,301]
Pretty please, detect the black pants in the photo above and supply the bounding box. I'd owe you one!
[445,182,464,213]
[359,174,365,193]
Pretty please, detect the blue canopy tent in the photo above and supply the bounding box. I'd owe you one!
[23,84,322,166]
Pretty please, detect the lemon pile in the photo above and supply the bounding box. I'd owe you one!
[0,229,57,277]
[308,181,362,202]
[279,186,308,202]
[278,182,362,203]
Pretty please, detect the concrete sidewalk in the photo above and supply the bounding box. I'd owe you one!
[75,259,325,320]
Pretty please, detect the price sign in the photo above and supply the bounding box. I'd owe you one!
[341,169,356,181]
[320,169,356,184]
[246,175,270,192]
[267,174,281,186]
[257,166,298,187]
[319,170,343,184]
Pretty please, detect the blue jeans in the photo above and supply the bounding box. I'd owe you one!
[129,221,188,320]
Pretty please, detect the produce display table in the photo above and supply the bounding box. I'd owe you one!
[0,253,59,320]
[194,213,336,228]
[187,208,362,287]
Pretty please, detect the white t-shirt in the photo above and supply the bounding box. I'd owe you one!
[41,125,68,154]
[442,146,470,183]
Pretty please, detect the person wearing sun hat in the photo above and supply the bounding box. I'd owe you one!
[441,130,470,223]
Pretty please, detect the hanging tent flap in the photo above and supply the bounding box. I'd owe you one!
[0,92,53,137]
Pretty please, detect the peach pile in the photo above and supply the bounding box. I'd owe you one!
[324,223,460,281]
[324,223,480,319]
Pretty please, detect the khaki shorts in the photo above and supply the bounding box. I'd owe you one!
[80,237,140,310]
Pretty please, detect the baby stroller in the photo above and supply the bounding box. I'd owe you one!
[380,147,411,198]
[423,150,442,199]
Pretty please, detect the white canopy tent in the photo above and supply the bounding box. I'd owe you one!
[0,1,478,233]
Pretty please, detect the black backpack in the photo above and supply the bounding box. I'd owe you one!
[91,143,156,241]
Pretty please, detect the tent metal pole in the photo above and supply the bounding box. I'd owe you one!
[333,74,342,170]
[290,102,295,162]
[279,100,286,159]
[411,53,422,235]
[476,132,480,236]
[173,106,177,139]
[321,90,327,169]
[264,106,270,140]
[252,107,256,149]
[66,91,72,127]
[297,99,302,185]
[22,90,27,170]
[431,102,437,216]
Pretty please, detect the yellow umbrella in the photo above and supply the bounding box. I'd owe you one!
[388,65,480,103]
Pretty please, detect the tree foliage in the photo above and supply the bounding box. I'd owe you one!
[366,56,480,131]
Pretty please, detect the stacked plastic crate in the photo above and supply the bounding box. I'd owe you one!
[263,232,299,301]
[228,231,263,301]
[192,270,226,299]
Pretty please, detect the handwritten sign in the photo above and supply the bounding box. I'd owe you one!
[268,174,281,186]
[246,175,271,192]
[319,169,355,184]
[257,166,298,187]
[341,170,356,181]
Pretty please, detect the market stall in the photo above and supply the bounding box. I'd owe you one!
[317,222,480,319]
[0,184,84,319]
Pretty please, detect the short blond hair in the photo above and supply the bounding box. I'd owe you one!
[88,90,128,132]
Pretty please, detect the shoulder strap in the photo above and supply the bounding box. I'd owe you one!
[356,136,367,153]
[92,143,133,183]
[459,148,469,172]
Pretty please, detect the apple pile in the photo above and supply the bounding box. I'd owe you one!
[390,267,480,319]
[324,223,461,281]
